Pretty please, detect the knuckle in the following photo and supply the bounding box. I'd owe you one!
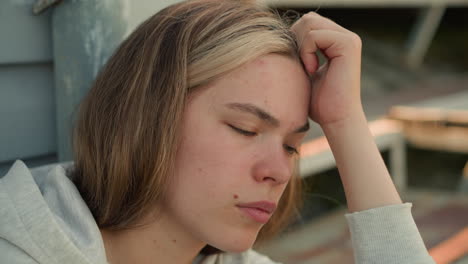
[306,30,318,39]
[305,11,319,17]
[302,12,318,22]
[348,32,362,48]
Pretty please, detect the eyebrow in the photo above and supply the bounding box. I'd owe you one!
[225,102,310,134]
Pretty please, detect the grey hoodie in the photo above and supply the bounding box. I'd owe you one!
[0,160,435,264]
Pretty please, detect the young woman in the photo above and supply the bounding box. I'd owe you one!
[0,0,435,263]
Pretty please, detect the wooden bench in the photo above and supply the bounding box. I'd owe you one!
[388,90,468,193]
[388,91,468,153]
[299,118,407,192]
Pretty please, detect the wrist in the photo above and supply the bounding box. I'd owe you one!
[320,108,367,134]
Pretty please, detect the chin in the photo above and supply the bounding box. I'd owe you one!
[210,227,260,253]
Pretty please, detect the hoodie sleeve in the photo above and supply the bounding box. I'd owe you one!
[345,203,435,264]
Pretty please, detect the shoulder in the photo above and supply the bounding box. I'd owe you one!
[197,249,281,264]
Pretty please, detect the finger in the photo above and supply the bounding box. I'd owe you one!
[302,52,320,74]
[300,29,361,62]
[291,13,356,74]
[293,12,349,35]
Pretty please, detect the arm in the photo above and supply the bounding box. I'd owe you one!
[321,110,402,212]
[291,12,435,263]
[291,12,401,212]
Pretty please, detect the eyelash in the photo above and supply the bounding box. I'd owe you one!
[228,124,257,136]
[284,145,299,156]
[228,125,299,156]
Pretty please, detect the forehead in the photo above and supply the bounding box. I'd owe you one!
[201,54,310,123]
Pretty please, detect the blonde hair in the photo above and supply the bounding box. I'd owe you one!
[72,0,303,246]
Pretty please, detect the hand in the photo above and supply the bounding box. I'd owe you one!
[292,15,404,212]
[291,12,363,126]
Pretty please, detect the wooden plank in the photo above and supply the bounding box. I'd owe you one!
[0,1,53,64]
[0,64,56,162]
[389,106,468,124]
[388,90,468,153]
[401,123,468,153]
[299,119,407,191]
[388,90,468,124]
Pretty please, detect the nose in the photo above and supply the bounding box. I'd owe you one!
[251,145,293,185]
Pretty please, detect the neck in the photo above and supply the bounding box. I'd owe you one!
[100,213,206,264]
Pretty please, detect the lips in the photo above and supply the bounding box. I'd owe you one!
[236,201,277,223]
[237,201,277,213]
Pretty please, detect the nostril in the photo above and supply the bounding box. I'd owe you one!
[264,176,276,182]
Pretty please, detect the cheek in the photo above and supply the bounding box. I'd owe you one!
[172,124,254,200]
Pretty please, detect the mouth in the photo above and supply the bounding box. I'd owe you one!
[236,201,277,224]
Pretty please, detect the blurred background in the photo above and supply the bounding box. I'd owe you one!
[0,0,467,263]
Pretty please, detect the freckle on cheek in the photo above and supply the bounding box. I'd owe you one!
[233,194,239,199]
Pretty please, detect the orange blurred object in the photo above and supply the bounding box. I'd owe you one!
[429,227,468,264]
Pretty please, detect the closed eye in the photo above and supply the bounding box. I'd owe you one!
[228,124,257,136]
[229,124,299,156]
[284,144,298,156]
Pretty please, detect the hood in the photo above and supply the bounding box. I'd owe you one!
[0,160,107,264]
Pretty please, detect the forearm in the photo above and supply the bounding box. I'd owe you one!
[321,110,402,213]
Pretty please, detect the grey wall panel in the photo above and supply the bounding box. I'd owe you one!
[0,63,56,162]
[0,153,57,178]
[0,0,52,64]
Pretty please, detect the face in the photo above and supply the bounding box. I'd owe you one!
[165,54,311,252]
